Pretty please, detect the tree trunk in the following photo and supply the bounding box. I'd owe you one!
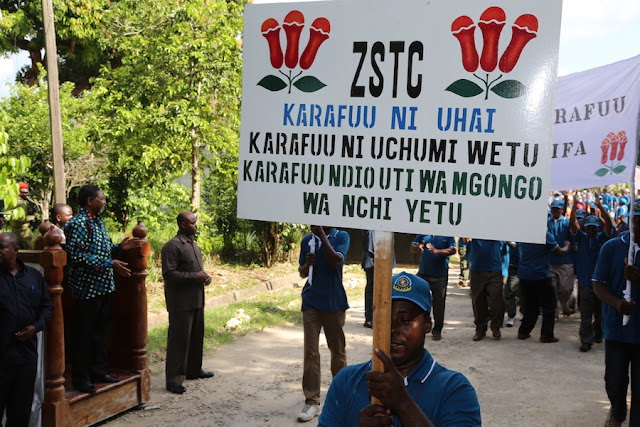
[190,82,202,213]
[191,130,201,213]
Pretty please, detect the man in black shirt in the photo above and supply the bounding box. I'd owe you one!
[0,232,52,426]
[162,212,213,394]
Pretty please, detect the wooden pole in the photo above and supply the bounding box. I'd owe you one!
[371,231,393,405]
[41,0,66,203]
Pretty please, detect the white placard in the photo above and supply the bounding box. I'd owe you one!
[238,0,562,243]
[551,54,640,191]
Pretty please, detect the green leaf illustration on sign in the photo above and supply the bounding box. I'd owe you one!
[445,79,483,98]
[613,165,627,174]
[490,80,527,99]
[594,168,609,177]
[293,76,326,93]
[257,75,287,92]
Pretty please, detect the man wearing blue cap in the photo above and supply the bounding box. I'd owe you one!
[318,272,481,426]
[570,197,613,352]
[549,197,576,318]
[593,199,640,427]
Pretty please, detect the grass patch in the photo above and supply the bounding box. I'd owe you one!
[147,269,368,365]
[147,288,303,365]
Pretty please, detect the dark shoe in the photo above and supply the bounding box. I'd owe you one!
[363,321,373,329]
[492,329,501,340]
[92,374,120,384]
[186,371,215,380]
[74,382,97,394]
[594,335,603,344]
[517,333,531,340]
[579,343,592,352]
[472,332,486,341]
[540,336,560,343]
[166,384,186,394]
[432,333,442,341]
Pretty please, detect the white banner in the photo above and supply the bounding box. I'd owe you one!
[551,55,640,190]
[238,0,562,243]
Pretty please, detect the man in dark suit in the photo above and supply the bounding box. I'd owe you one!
[161,212,213,394]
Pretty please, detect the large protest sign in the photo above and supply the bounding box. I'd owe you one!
[551,55,640,191]
[238,0,562,243]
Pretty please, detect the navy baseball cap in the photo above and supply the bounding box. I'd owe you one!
[584,215,600,228]
[634,199,640,214]
[392,272,432,313]
[576,209,586,219]
[550,198,564,209]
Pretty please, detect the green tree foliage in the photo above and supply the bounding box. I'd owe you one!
[0,0,111,92]
[0,68,98,216]
[89,0,243,222]
[0,111,31,218]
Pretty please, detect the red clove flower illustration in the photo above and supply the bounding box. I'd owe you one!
[451,16,479,72]
[261,18,283,69]
[499,14,538,73]
[283,10,305,69]
[617,131,628,161]
[600,133,612,165]
[478,7,506,72]
[300,18,331,70]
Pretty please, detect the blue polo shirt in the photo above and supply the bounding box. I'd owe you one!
[572,228,611,286]
[517,231,558,280]
[413,235,456,277]
[318,349,481,426]
[468,240,503,272]
[299,229,350,313]
[592,232,640,344]
[548,216,573,265]
[616,204,628,221]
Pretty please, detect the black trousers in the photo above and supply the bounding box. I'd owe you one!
[578,284,602,345]
[418,273,448,335]
[166,308,205,387]
[72,292,113,384]
[518,277,556,338]
[605,340,640,424]
[0,362,37,427]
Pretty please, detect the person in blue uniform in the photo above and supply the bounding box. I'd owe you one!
[593,199,640,427]
[467,239,505,341]
[318,272,481,426]
[570,198,613,352]
[297,225,350,422]
[410,235,456,341]
[0,232,52,426]
[517,222,570,343]
[548,197,576,318]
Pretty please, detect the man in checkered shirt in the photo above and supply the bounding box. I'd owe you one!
[65,185,143,394]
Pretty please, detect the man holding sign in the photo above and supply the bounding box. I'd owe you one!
[297,225,350,422]
[318,272,480,426]
[593,200,640,427]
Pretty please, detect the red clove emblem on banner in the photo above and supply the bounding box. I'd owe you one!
[258,10,331,94]
[447,6,538,100]
[596,131,628,176]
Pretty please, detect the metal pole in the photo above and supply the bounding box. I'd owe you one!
[41,0,66,203]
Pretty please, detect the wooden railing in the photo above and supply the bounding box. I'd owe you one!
[19,223,151,426]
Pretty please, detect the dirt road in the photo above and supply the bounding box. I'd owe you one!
[106,274,627,426]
